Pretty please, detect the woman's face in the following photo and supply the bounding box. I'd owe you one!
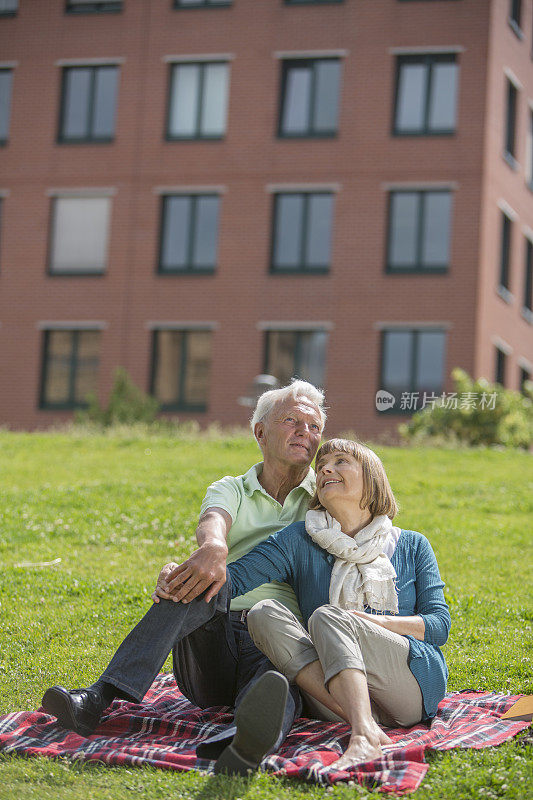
[316,450,365,510]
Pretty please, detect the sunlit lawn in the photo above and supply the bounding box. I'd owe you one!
[0,429,531,799]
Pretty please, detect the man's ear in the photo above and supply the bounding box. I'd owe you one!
[254,421,265,446]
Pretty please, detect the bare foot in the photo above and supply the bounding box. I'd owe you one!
[371,719,392,746]
[329,734,382,771]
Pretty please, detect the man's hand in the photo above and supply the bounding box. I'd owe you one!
[154,541,228,605]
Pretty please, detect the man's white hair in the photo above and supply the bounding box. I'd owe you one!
[250,379,327,436]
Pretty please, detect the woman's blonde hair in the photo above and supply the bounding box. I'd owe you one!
[310,438,399,520]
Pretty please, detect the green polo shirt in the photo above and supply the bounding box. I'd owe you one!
[200,462,316,621]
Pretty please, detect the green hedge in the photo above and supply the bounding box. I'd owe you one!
[399,368,533,449]
[75,367,160,427]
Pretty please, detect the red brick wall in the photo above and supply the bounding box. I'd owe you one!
[1,0,531,437]
[476,0,533,390]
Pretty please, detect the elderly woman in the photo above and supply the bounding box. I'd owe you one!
[226,438,450,769]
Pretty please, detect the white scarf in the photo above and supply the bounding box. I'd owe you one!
[305,510,401,613]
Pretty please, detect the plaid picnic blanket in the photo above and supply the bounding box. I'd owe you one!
[0,673,529,794]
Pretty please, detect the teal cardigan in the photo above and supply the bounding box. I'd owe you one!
[228,523,450,720]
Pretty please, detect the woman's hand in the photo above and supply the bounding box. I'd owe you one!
[351,609,426,640]
[350,609,392,629]
[152,561,180,603]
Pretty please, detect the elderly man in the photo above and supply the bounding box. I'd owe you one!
[42,380,326,775]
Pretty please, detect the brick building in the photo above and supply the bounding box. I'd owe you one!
[0,0,532,436]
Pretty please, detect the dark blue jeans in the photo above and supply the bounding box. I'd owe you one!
[100,573,301,757]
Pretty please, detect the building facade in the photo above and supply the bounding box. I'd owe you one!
[0,0,532,436]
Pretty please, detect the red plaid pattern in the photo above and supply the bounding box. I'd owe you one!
[0,674,529,794]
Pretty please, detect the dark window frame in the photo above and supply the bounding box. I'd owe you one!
[504,78,518,165]
[378,327,447,415]
[157,193,220,275]
[284,0,344,5]
[528,109,533,191]
[58,64,119,144]
[270,191,333,274]
[278,58,341,139]
[393,53,458,137]
[385,189,452,274]
[39,329,100,410]
[166,60,228,141]
[173,0,232,7]
[495,347,506,386]
[150,328,211,412]
[65,0,122,12]
[520,366,531,394]
[508,0,523,38]
[0,0,18,16]
[263,329,328,387]
[0,67,13,145]
[524,238,533,312]
[499,211,512,292]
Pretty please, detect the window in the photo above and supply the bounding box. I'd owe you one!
[49,196,111,274]
[509,0,522,35]
[0,0,18,15]
[167,62,229,140]
[526,108,533,192]
[520,367,531,394]
[387,190,452,272]
[174,0,231,6]
[504,78,517,163]
[279,59,341,137]
[0,69,13,144]
[40,329,100,409]
[394,54,458,136]
[151,329,212,411]
[524,239,532,312]
[159,194,220,273]
[66,0,122,11]
[264,330,328,388]
[499,212,512,292]
[495,347,506,386]
[380,328,446,410]
[284,0,344,4]
[59,66,119,142]
[271,193,334,272]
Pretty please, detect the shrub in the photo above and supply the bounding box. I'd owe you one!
[399,368,533,449]
[75,367,160,427]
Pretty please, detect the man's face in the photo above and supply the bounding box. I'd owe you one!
[255,396,323,469]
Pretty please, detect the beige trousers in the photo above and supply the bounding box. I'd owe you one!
[247,599,423,728]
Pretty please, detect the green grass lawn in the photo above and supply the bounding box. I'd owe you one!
[0,429,531,799]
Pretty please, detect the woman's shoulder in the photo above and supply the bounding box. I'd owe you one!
[270,520,307,545]
[271,521,326,557]
[275,520,306,535]
[399,529,429,542]
[396,529,433,554]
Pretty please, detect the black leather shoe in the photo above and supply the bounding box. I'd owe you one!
[214,671,289,776]
[41,686,108,737]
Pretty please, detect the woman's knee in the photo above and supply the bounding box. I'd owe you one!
[247,599,289,638]
[308,604,350,634]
